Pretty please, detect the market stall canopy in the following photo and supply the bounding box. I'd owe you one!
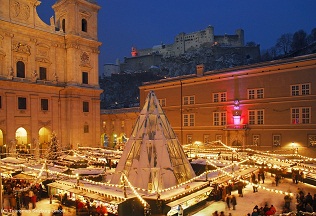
[1,157,26,164]
[73,168,105,175]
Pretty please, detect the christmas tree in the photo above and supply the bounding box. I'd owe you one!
[46,131,60,160]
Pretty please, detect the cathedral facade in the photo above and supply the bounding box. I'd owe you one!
[0,0,102,155]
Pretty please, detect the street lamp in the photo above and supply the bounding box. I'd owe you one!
[292,142,298,155]
[194,141,202,158]
[231,149,236,174]
[76,173,79,186]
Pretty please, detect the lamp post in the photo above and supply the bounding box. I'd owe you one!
[292,142,298,155]
[76,173,79,186]
[231,149,236,174]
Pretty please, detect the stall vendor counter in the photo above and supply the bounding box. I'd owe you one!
[166,186,213,216]
[47,180,137,216]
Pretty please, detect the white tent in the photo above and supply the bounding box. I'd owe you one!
[111,91,196,192]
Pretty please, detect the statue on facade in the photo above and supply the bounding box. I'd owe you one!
[52,72,58,83]
[7,67,14,79]
[31,70,38,82]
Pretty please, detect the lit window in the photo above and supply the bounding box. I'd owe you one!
[213,112,226,126]
[291,83,310,96]
[158,98,166,107]
[183,96,195,105]
[253,135,260,146]
[248,109,264,125]
[248,88,264,99]
[308,135,316,147]
[186,134,192,144]
[273,135,281,147]
[291,107,310,124]
[213,92,227,102]
[183,114,195,126]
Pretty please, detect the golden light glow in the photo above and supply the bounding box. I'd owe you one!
[16,127,27,144]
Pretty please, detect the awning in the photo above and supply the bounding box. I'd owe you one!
[214,167,258,184]
[166,186,213,207]
[47,182,73,191]
[13,173,36,180]
[47,182,124,204]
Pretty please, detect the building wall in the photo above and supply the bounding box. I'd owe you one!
[0,0,102,155]
[103,63,120,77]
[139,54,316,156]
[120,54,163,72]
[100,108,139,149]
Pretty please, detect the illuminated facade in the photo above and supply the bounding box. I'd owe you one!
[0,0,102,154]
[100,108,139,149]
[139,54,316,155]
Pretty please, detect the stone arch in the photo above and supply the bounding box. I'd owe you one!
[101,133,109,147]
[39,127,52,156]
[15,127,28,154]
[0,129,5,157]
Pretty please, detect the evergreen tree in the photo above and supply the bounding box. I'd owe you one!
[46,131,60,160]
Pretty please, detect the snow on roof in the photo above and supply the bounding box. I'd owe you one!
[59,155,87,162]
[1,157,25,164]
[73,168,105,175]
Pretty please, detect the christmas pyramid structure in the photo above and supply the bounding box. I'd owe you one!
[110,91,196,192]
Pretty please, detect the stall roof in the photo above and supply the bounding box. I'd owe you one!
[166,186,213,207]
[13,173,36,180]
[48,182,73,191]
[47,180,130,204]
[1,157,25,164]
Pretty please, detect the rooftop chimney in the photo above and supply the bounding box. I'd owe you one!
[196,64,204,77]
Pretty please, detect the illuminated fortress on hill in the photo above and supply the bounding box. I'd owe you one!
[135,26,245,58]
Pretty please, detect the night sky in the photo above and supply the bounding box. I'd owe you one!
[37,0,316,72]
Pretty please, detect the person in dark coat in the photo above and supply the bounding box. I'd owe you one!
[305,192,313,205]
[312,194,316,212]
[231,195,237,210]
[225,195,231,210]
[261,171,265,183]
[237,181,243,197]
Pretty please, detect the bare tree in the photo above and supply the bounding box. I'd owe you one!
[307,28,316,44]
[291,29,308,51]
[276,33,293,55]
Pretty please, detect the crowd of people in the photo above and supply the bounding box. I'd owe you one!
[249,204,277,216]
[295,188,316,214]
[207,168,316,216]
[2,178,45,211]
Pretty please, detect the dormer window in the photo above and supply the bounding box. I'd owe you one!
[82,19,87,32]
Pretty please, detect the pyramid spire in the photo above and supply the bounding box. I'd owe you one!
[111,91,196,192]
